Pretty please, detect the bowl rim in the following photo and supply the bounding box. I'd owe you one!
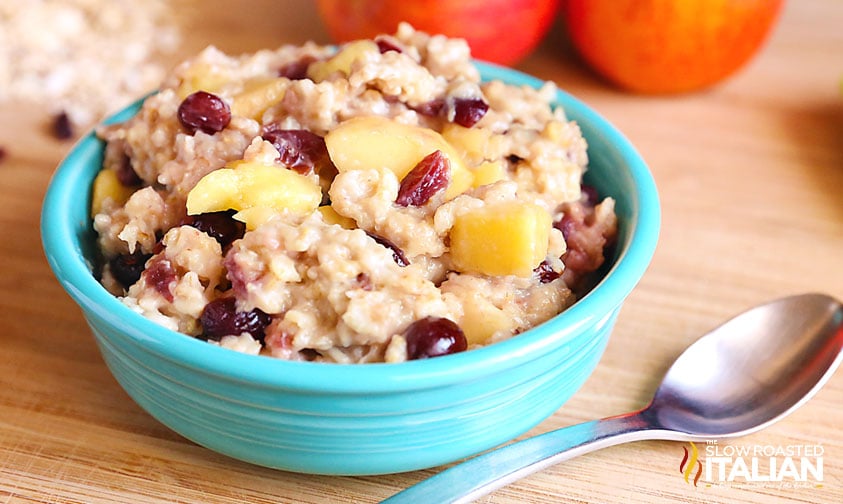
[40,61,660,394]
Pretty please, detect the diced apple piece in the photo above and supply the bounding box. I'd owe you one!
[91,169,134,216]
[241,165,321,211]
[460,294,514,346]
[325,116,437,177]
[232,206,278,230]
[308,40,379,82]
[541,120,566,142]
[186,168,240,215]
[471,160,506,187]
[446,157,474,200]
[177,62,229,99]
[318,206,356,229]
[325,116,473,200]
[186,161,322,216]
[450,201,551,277]
[442,123,494,165]
[231,77,288,120]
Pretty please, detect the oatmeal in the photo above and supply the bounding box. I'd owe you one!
[91,24,617,363]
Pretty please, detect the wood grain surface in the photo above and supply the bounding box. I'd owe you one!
[2,1,842,502]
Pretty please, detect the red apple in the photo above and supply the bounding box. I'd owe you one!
[315,0,561,66]
[561,0,785,93]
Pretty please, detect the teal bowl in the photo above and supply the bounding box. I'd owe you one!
[41,63,660,475]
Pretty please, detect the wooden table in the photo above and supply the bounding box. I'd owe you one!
[2,1,842,502]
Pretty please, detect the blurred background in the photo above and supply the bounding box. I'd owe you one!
[0,0,806,136]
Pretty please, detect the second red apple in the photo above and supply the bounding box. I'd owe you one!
[562,0,784,93]
[315,0,560,66]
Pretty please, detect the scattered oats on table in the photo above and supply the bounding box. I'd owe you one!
[0,0,183,135]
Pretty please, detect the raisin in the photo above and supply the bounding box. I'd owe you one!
[299,349,321,361]
[144,257,177,302]
[355,272,373,291]
[109,250,152,289]
[52,111,74,139]
[581,184,600,206]
[116,152,142,186]
[185,210,245,248]
[411,98,445,117]
[556,214,577,241]
[199,297,271,342]
[452,98,489,128]
[404,316,467,359]
[555,200,615,287]
[278,55,316,80]
[375,37,402,54]
[396,150,450,207]
[152,238,165,255]
[261,127,331,174]
[534,259,561,283]
[366,231,409,267]
[178,91,231,135]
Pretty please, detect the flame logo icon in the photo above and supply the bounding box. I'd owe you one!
[679,441,703,486]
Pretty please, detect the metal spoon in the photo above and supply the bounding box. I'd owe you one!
[383,293,843,503]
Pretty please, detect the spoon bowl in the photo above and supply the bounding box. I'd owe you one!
[384,293,843,503]
[652,292,843,437]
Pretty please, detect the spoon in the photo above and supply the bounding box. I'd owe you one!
[382,292,843,503]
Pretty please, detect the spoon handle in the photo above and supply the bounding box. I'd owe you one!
[381,412,656,504]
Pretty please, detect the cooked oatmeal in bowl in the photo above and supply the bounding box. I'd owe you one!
[90,23,617,364]
[42,23,658,474]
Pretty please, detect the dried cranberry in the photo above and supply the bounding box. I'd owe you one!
[152,238,166,255]
[178,91,231,135]
[367,232,409,267]
[555,201,615,289]
[375,37,402,54]
[555,214,577,241]
[581,184,600,206]
[109,250,152,289]
[396,150,450,207]
[116,153,142,186]
[185,210,245,248]
[0,146,7,163]
[534,260,560,283]
[299,349,321,361]
[261,128,331,174]
[278,55,316,80]
[404,316,467,359]
[356,272,373,291]
[411,98,445,117]
[452,98,488,128]
[52,111,74,139]
[144,257,177,302]
[200,297,271,342]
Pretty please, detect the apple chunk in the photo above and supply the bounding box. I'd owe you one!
[308,40,379,82]
[176,62,228,99]
[471,160,506,187]
[460,294,514,346]
[231,77,288,120]
[91,169,134,216]
[450,201,551,277]
[186,161,322,222]
[318,205,356,229]
[324,116,473,200]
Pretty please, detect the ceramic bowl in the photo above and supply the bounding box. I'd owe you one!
[41,62,660,475]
